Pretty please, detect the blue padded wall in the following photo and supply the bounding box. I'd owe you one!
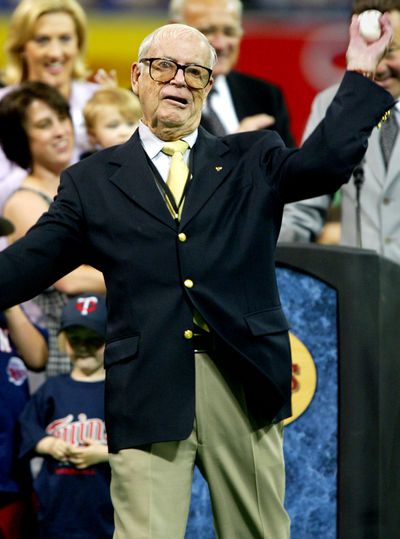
[185,267,338,538]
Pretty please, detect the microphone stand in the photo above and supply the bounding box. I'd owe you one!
[353,161,365,248]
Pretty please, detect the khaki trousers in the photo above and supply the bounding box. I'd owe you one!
[109,352,290,539]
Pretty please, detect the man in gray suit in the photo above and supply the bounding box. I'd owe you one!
[280,0,400,264]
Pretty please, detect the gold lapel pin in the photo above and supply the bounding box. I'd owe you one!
[215,166,223,172]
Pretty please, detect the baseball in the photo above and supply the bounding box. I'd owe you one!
[358,9,382,42]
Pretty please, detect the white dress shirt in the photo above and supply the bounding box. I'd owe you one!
[138,121,198,182]
[203,75,239,134]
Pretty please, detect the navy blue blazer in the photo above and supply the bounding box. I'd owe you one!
[0,73,393,452]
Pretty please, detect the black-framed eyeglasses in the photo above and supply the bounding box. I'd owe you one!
[139,57,212,89]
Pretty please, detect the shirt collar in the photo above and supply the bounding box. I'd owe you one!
[138,121,198,159]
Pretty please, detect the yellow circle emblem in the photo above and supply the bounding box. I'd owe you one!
[284,332,317,426]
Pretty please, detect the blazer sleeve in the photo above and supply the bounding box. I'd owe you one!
[0,172,86,311]
[268,71,395,204]
[278,85,339,242]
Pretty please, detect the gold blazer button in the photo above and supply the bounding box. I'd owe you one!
[178,233,187,242]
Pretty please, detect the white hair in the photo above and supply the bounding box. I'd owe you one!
[138,23,217,68]
[168,0,243,22]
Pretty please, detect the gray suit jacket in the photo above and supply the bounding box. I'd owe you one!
[279,83,400,264]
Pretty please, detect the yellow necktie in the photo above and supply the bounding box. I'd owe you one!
[162,140,209,333]
[162,140,189,219]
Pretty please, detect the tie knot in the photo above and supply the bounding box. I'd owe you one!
[162,140,189,157]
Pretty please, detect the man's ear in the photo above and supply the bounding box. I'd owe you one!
[204,77,214,99]
[131,62,140,96]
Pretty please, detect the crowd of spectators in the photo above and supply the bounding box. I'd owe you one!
[0,0,399,537]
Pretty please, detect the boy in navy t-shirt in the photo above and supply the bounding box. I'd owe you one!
[19,293,114,539]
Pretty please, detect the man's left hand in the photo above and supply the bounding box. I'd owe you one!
[346,12,393,76]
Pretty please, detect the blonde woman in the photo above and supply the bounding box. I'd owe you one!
[0,0,115,210]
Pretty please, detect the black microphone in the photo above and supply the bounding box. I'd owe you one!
[353,160,365,248]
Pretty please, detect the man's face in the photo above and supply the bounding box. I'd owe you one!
[131,31,213,139]
[375,10,400,98]
[180,0,243,77]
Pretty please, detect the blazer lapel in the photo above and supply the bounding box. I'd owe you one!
[367,127,400,191]
[366,128,386,188]
[180,128,234,228]
[385,132,400,190]
[107,133,176,229]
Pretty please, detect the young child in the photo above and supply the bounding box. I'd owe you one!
[83,86,142,151]
[0,216,48,539]
[19,293,114,539]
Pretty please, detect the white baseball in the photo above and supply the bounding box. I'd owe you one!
[358,9,382,42]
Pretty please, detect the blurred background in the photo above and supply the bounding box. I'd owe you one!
[0,0,354,144]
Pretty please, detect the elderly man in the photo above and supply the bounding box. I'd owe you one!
[0,19,394,539]
[168,0,295,145]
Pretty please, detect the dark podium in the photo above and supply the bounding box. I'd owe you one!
[275,243,400,539]
[185,243,400,538]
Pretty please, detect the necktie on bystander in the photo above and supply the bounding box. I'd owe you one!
[380,112,399,169]
[202,87,227,136]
